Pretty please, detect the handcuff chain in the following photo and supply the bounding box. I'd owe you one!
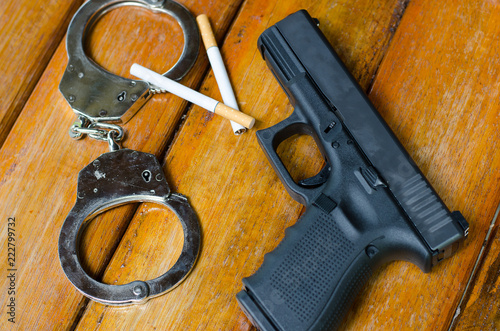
[69,116,124,151]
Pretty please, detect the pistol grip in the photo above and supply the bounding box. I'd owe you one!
[256,111,323,206]
[237,206,375,331]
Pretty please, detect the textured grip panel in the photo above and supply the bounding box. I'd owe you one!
[238,206,375,331]
[319,257,372,330]
[270,212,354,323]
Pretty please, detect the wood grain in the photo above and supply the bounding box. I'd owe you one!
[342,0,500,329]
[0,0,84,148]
[1,0,499,330]
[0,1,243,329]
[452,217,500,330]
[74,0,412,329]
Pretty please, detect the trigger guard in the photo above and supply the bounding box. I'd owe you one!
[58,149,201,305]
[256,112,324,206]
[59,0,200,123]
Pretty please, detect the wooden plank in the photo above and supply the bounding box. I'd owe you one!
[74,0,410,329]
[340,0,500,330]
[452,208,500,330]
[2,0,497,329]
[0,0,243,329]
[0,0,84,147]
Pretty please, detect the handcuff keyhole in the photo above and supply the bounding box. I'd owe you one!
[142,170,152,182]
[117,91,126,102]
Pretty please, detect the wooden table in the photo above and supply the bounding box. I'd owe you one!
[0,0,498,329]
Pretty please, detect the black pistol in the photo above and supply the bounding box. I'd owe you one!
[237,10,469,331]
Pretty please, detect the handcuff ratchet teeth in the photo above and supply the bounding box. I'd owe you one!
[58,0,201,306]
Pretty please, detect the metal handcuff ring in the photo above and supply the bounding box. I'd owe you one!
[59,0,199,123]
[58,149,201,305]
[58,0,201,305]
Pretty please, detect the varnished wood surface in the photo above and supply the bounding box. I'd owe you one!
[346,0,500,329]
[453,215,500,330]
[0,0,498,330]
[0,0,84,148]
[75,2,410,329]
[0,0,244,329]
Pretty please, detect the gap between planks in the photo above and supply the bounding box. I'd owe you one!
[448,202,500,331]
[0,0,85,150]
[159,0,247,166]
[365,0,411,94]
[65,0,431,328]
[68,1,248,329]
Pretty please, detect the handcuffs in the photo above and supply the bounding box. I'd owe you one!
[58,0,201,305]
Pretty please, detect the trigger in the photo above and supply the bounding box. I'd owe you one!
[298,163,331,187]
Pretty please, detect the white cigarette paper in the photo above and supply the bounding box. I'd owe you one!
[197,14,247,135]
[130,63,255,129]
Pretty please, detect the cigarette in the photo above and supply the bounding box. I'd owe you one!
[196,14,247,135]
[130,64,255,129]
